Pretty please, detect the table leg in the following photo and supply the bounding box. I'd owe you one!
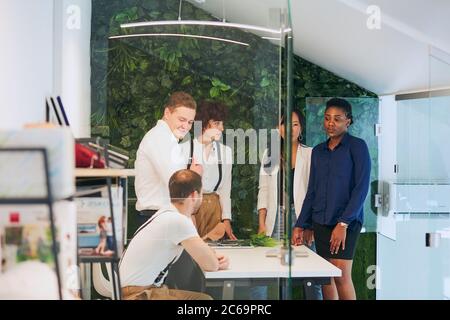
[222,280,235,300]
[80,263,91,300]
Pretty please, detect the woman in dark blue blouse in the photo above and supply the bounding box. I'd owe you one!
[292,98,371,300]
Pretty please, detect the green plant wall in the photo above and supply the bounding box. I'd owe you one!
[91,0,377,300]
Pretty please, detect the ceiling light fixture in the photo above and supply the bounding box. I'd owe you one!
[109,33,249,46]
[262,36,281,41]
[121,20,283,35]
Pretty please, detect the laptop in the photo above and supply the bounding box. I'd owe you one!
[207,239,253,248]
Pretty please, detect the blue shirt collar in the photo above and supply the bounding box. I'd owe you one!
[324,132,350,150]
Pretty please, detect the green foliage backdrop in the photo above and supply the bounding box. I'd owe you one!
[91,0,377,299]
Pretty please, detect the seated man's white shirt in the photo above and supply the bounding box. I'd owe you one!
[135,120,188,211]
[120,205,199,287]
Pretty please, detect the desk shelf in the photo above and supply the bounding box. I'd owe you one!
[79,256,121,264]
[75,168,135,178]
[0,147,65,300]
[75,138,126,300]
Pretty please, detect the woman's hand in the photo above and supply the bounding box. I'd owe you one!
[303,229,315,247]
[203,128,222,142]
[291,227,304,246]
[330,224,347,255]
[223,219,237,240]
[258,208,267,235]
[190,157,203,176]
[258,223,267,235]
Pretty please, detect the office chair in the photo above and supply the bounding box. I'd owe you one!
[165,250,206,292]
[92,262,120,299]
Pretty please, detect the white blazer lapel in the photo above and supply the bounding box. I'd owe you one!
[293,145,312,219]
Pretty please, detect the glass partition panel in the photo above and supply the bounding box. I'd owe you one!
[381,49,450,299]
[428,49,450,300]
[90,0,293,300]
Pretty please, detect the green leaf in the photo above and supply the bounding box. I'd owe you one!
[181,75,192,86]
[140,60,149,71]
[250,233,279,247]
[114,13,127,22]
[211,78,222,87]
[149,11,160,19]
[260,78,270,87]
[210,86,220,98]
[161,75,172,88]
[120,136,131,148]
[238,190,247,199]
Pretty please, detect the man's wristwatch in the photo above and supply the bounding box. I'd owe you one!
[338,222,349,228]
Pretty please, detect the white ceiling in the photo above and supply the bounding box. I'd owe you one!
[188,0,450,95]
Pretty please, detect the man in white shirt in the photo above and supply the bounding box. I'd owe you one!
[120,169,229,300]
[134,92,202,227]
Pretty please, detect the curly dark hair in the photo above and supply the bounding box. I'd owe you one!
[194,100,229,134]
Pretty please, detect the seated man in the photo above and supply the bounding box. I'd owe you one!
[119,169,229,300]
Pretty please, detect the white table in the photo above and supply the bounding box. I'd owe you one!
[204,245,341,299]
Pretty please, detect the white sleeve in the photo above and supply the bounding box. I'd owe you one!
[257,149,270,211]
[257,167,269,211]
[143,136,187,185]
[218,145,232,220]
[170,214,199,245]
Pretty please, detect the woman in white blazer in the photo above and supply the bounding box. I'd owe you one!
[257,110,311,238]
[253,109,322,300]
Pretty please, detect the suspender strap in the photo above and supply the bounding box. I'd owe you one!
[213,141,222,192]
[188,139,223,191]
[187,138,194,170]
[155,255,178,284]
[119,210,165,268]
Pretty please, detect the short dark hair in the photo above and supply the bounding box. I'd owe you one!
[325,98,354,125]
[165,92,197,111]
[169,169,202,203]
[194,100,228,134]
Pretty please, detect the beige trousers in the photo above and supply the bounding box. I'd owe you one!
[194,193,222,238]
[122,284,212,300]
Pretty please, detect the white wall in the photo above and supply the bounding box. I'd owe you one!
[57,0,92,138]
[0,0,55,129]
[0,0,91,137]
